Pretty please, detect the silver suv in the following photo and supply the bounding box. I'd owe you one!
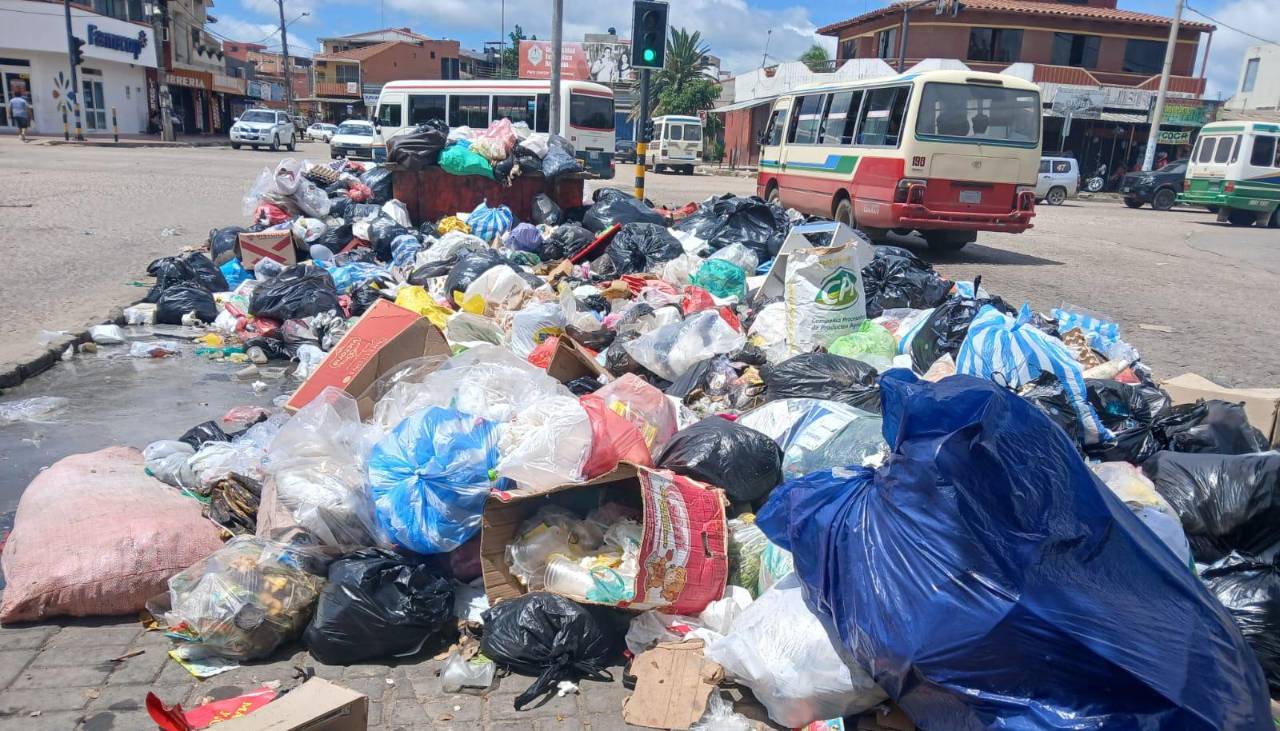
[230,109,296,151]
[1035,157,1079,205]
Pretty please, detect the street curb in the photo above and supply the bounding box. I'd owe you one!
[40,140,228,149]
[0,306,128,391]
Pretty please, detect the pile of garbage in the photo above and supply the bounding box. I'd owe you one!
[4,147,1280,731]
[387,117,585,183]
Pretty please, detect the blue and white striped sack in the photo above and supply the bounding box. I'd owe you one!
[896,308,934,355]
[468,201,515,244]
[957,303,1113,445]
[1052,306,1139,362]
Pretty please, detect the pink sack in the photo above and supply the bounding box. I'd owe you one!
[474,118,517,157]
[0,447,225,623]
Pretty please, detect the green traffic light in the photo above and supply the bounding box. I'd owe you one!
[643,48,656,63]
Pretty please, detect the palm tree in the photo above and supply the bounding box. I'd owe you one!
[630,27,715,121]
[800,44,831,73]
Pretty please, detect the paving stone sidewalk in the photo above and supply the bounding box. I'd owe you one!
[0,617,648,731]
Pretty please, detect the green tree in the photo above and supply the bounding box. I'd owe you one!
[655,77,719,116]
[632,27,718,120]
[501,25,534,78]
[800,43,830,72]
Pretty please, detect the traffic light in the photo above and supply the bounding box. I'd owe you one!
[631,0,669,69]
[641,118,654,143]
[70,35,86,67]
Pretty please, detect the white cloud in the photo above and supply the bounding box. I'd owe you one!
[210,12,317,56]
[1190,0,1280,99]
[382,0,832,75]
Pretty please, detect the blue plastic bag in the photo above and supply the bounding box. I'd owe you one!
[325,261,389,294]
[367,407,500,554]
[468,201,515,244]
[390,234,422,268]
[220,258,250,289]
[956,303,1111,444]
[757,371,1272,731]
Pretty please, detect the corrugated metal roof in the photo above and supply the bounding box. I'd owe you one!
[818,0,1213,36]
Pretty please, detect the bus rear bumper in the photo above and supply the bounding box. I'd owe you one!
[893,203,1036,233]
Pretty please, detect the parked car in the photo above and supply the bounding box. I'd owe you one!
[1035,157,1079,205]
[1120,160,1188,211]
[615,139,637,163]
[306,123,337,142]
[229,109,296,151]
[330,119,377,160]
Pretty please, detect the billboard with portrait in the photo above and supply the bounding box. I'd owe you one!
[519,40,633,84]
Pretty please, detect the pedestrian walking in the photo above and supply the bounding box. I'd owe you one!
[8,92,31,142]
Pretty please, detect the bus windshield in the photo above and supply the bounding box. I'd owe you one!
[570,93,614,130]
[915,82,1040,146]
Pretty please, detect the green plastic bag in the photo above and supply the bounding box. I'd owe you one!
[439,145,496,179]
[690,258,746,300]
[727,515,768,598]
[829,320,897,368]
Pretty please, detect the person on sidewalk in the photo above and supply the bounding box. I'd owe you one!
[8,92,31,142]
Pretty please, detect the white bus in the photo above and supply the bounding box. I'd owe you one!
[646,114,702,174]
[373,79,616,177]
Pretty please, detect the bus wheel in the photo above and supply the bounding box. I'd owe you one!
[1227,209,1257,227]
[1151,188,1177,211]
[834,198,855,229]
[1206,206,1219,214]
[924,230,973,253]
[1268,208,1280,229]
[683,165,695,175]
[766,186,781,206]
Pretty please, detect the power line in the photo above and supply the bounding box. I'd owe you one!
[1185,2,1280,46]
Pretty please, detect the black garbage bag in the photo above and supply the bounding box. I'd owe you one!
[1144,451,1280,562]
[762,352,882,413]
[209,226,247,265]
[493,156,517,184]
[367,216,411,263]
[673,195,790,261]
[861,245,954,318]
[146,252,228,302]
[1157,400,1270,456]
[909,280,1009,372]
[542,147,582,178]
[346,202,383,221]
[387,120,448,171]
[532,193,564,226]
[304,548,454,665]
[565,323,614,352]
[407,258,457,286]
[657,416,783,503]
[155,283,218,325]
[316,222,354,253]
[542,224,595,261]
[604,223,682,274]
[359,166,393,204]
[249,265,341,322]
[480,592,622,710]
[605,332,647,378]
[1202,552,1280,694]
[1021,373,1084,445]
[444,249,508,302]
[350,281,390,316]
[327,195,351,219]
[419,220,440,239]
[179,420,230,449]
[565,376,602,396]
[582,189,665,233]
[513,148,544,176]
[325,180,349,195]
[244,336,298,361]
[1083,379,1174,464]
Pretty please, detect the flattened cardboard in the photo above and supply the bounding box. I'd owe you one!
[285,299,451,419]
[214,677,368,730]
[237,230,297,270]
[1161,373,1280,447]
[622,640,722,730]
[546,337,606,386]
[480,464,728,615]
[753,220,871,303]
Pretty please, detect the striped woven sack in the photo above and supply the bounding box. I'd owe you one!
[468,201,515,244]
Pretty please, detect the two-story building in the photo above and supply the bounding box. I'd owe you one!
[158,0,226,134]
[1225,44,1280,114]
[306,28,459,122]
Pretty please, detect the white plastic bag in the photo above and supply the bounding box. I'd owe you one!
[447,125,474,142]
[705,574,887,728]
[464,266,532,310]
[1092,461,1193,565]
[784,246,867,354]
[690,692,752,731]
[624,585,753,656]
[497,396,594,490]
[382,199,412,228]
[144,439,196,488]
[422,231,487,264]
[655,253,702,286]
[509,302,567,359]
[440,652,496,693]
[88,324,125,345]
[709,243,759,275]
[519,133,550,158]
[623,310,745,382]
[747,301,788,364]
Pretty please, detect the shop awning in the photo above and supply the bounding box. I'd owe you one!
[711,97,777,114]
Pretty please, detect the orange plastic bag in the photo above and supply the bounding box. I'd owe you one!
[580,394,653,478]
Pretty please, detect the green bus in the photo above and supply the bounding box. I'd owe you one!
[1179,121,1280,228]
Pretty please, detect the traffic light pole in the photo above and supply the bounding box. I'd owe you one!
[635,68,650,200]
[548,0,563,135]
[62,0,85,140]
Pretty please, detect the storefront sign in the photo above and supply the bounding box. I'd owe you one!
[212,73,246,95]
[86,24,148,60]
[1050,88,1105,120]
[1157,128,1192,145]
[1157,100,1215,127]
[519,40,633,83]
[363,93,379,107]
[164,70,211,91]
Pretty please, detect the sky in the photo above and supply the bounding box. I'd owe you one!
[206,0,1280,99]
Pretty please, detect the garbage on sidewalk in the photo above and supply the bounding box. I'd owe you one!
[147,676,368,731]
[9,142,1280,731]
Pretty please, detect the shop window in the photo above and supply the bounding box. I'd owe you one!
[1051,33,1100,69]
[876,28,898,60]
[82,77,106,130]
[968,28,1022,63]
[1123,39,1165,75]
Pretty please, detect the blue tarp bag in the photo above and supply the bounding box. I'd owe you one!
[757,370,1271,731]
[367,407,500,554]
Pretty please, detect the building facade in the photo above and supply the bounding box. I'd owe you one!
[308,32,460,122]
[1225,44,1280,112]
[159,0,225,133]
[0,0,157,136]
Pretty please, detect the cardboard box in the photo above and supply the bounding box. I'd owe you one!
[622,640,723,730]
[285,300,451,419]
[1161,373,1280,447]
[480,464,728,616]
[546,337,606,386]
[236,230,297,270]
[214,678,367,730]
[754,220,872,303]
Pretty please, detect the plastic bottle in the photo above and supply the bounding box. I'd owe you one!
[543,556,595,599]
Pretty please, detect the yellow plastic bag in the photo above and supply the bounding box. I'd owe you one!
[394,286,452,330]
[438,216,471,235]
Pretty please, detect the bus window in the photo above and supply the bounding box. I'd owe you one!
[408,94,445,125]
[858,87,904,146]
[790,94,826,144]
[1231,136,1241,164]
[570,94,614,129]
[684,124,701,142]
[1251,136,1277,167]
[376,102,402,128]
[1198,137,1217,163]
[915,82,1039,145]
[820,90,863,145]
[535,93,550,132]
[1214,136,1235,164]
[666,123,681,141]
[764,107,788,145]
[449,95,490,128]
[1190,136,1203,162]
[492,95,536,127]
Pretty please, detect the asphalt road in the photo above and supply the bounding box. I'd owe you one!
[1,137,1276,389]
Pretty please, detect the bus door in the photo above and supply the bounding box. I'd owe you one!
[757,101,791,199]
[777,93,833,212]
[374,91,406,144]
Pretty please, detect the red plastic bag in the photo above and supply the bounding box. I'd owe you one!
[252,201,290,226]
[682,286,715,315]
[580,394,653,478]
[147,686,277,731]
[528,335,560,369]
[346,182,373,202]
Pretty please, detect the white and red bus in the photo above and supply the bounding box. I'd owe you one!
[373,79,616,177]
[757,69,1042,251]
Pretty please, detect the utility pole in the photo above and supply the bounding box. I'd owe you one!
[500,0,506,78]
[1142,0,1183,171]
[276,0,294,115]
[761,29,771,68]
[549,0,563,135]
[150,0,175,141]
[62,0,85,140]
